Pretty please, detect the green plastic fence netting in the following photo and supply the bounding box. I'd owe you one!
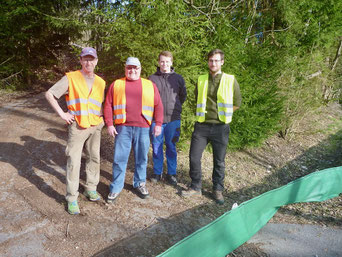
[157,166,342,257]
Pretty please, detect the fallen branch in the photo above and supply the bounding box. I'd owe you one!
[66,221,70,238]
[306,70,322,79]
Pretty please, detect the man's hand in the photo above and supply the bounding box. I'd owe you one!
[61,112,75,124]
[107,125,118,137]
[153,125,162,137]
[45,91,75,125]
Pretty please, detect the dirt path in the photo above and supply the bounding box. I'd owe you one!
[0,93,224,257]
[0,92,341,257]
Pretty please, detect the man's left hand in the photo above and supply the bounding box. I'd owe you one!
[154,125,162,137]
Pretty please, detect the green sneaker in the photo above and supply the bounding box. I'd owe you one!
[84,190,101,201]
[68,201,80,215]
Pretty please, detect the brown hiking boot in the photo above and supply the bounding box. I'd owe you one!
[213,190,224,205]
[181,188,202,198]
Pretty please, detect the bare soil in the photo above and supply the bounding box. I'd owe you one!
[0,91,341,257]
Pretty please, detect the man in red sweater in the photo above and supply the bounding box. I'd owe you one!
[104,57,163,202]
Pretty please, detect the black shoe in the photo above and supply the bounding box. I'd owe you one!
[166,174,177,186]
[151,174,161,183]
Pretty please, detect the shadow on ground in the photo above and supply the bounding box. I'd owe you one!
[93,128,342,257]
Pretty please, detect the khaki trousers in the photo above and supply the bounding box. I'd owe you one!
[65,121,104,202]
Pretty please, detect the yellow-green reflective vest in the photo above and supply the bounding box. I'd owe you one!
[196,73,234,124]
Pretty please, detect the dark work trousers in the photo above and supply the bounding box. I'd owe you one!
[189,122,230,191]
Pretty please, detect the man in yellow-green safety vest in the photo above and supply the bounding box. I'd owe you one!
[182,49,242,205]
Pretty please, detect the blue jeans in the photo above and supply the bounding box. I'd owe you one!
[109,125,150,193]
[151,120,181,176]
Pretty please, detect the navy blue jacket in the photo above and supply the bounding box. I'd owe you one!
[149,67,187,123]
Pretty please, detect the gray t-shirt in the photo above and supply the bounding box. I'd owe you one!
[48,74,95,99]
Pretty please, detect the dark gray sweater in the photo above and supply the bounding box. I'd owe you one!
[149,67,187,123]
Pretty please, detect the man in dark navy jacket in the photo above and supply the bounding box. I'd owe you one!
[149,51,187,186]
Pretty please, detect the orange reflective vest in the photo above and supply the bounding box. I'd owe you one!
[65,70,105,128]
[112,78,154,125]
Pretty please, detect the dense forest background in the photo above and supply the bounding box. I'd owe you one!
[1,0,341,149]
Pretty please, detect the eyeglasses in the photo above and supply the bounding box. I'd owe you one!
[81,58,96,63]
[208,59,222,63]
[125,66,140,71]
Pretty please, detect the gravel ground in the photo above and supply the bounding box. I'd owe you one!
[0,92,341,257]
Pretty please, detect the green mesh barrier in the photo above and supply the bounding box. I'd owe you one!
[157,166,342,257]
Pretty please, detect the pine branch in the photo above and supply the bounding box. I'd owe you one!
[1,70,22,81]
[0,56,15,66]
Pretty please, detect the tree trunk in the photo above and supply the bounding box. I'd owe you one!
[331,38,342,71]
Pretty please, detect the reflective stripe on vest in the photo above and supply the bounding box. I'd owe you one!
[65,70,105,128]
[196,73,235,124]
[112,78,154,125]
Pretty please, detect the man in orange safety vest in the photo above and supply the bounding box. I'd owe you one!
[45,47,105,215]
